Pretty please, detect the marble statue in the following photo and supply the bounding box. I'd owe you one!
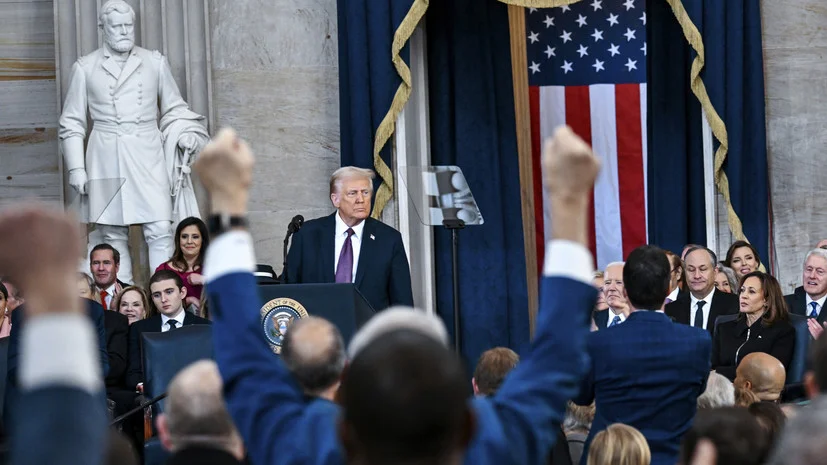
[59,0,209,284]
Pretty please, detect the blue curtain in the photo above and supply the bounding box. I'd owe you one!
[647,0,770,261]
[427,0,530,366]
[337,0,413,202]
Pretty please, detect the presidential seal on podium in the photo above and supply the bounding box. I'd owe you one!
[260,298,309,354]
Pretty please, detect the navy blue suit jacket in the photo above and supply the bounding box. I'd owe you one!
[575,311,711,465]
[285,213,413,311]
[210,270,594,465]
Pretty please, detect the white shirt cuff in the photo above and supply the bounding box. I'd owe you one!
[542,240,594,285]
[204,230,257,283]
[19,314,101,394]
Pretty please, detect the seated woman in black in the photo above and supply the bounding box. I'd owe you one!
[712,271,795,381]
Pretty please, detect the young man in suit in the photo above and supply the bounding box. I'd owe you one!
[126,269,210,392]
[575,245,712,465]
[196,125,599,465]
[785,248,827,339]
[665,246,739,334]
[285,166,414,311]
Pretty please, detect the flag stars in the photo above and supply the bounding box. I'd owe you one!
[625,58,638,71]
[624,28,637,41]
[561,61,573,74]
[529,8,538,13]
[577,44,589,57]
[592,59,605,72]
[529,61,541,74]
[623,0,636,10]
[641,42,647,55]
[607,13,619,26]
[590,0,603,11]
[545,45,556,58]
[640,12,647,25]
[560,30,573,43]
[543,15,555,28]
[560,4,571,12]
[608,43,620,56]
[528,31,540,44]
[591,29,604,42]
[576,14,588,27]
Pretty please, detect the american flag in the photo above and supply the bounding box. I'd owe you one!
[526,0,648,268]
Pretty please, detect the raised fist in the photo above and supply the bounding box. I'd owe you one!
[193,128,254,215]
[542,126,601,201]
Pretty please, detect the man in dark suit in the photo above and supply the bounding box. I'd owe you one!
[126,269,210,391]
[575,245,712,465]
[90,243,130,310]
[285,166,413,311]
[785,248,827,339]
[665,246,738,334]
[593,262,629,329]
[197,125,598,465]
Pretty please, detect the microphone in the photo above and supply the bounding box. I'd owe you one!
[280,215,305,283]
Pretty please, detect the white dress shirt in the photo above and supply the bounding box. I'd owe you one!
[98,282,117,309]
[805,294,827,318]
[160,308,186,332]
[333,212,365,282]
[666,287,680,303]
[690,288,716,329]
[606,308,627,326]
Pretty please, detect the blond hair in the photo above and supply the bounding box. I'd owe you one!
[329,166,375,195]
[587,423,651,465]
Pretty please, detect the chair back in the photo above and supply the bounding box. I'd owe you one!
[712,314,739,340]
[786,313,810,384]
[141,325,213,414]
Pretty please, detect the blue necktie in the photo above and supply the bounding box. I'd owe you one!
[810,301,819,318]
[609,315,621,327]
[694,301,706,328]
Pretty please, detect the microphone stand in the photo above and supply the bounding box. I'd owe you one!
[110,392,168,427]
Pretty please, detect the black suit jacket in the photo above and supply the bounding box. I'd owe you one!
[125,312,211,389]
[285,213,414,311]
[785,286,827,325]
[664,289,739,334]
[711,316,796,381]
[104,310,129,389]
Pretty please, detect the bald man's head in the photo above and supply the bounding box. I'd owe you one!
[734,353,786,401]
[157,360,243,458]
[282,316,346,397]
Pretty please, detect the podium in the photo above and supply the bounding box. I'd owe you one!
[257,283,376,353]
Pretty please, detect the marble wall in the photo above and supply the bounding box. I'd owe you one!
[209,0,341,270]
[762,0,827,292]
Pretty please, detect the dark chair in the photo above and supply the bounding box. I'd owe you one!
[786,314,810,384]
[712,314,738,341]
[0,337,10,421]
[140,325,213,465]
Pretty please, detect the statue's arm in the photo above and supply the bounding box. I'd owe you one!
[157,56,189,118]
[58,62,88,172]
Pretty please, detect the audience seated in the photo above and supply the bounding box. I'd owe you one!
[724,241,762,283]
[574,245,711,465]
[564,402,595,465]
[281,316,346,401]
[593,262,629,329]
[665,247,738,334]
[112,285,153,325]
[157,360,245,465]
[803,328,827,399]
[155,217,210,314]
[0,277,24,311]
[747,402,785,445]
[697,372,734,409]
[90,244,127,310]
[711,271,795,381]
[586,423,650,465]
[733,385,761,408]
[126,270,210,392]
[0,282,11,338]
[664,250,684,304]
[471,347,571,465]
[767,396,827,465]
[714,264,738,295]
[733,352,785,402]
[784,248,827,339]
[680,407,770,465]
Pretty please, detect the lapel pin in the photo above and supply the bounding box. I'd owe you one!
[370,234,375,240]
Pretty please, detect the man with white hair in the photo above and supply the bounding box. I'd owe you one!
[785,248,827,339]
[593,262,629,329]
[157,360,245,464]
[197,124,599,464]
[58,0,208,283]
[697,372,735,409]
[285,166,413,311]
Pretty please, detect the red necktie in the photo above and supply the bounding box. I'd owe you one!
[100,290,109,310]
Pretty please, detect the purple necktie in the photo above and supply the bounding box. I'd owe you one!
[665,297,673,305]
[335,228,355,283]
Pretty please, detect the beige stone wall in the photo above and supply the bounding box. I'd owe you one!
[209,0,341,270]
[762,0,827,292]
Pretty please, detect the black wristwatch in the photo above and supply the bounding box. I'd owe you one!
[207,214,248,236]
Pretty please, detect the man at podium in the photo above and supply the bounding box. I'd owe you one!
[285,167,413,311]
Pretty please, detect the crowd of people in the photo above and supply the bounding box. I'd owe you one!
[0,125,826,465]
